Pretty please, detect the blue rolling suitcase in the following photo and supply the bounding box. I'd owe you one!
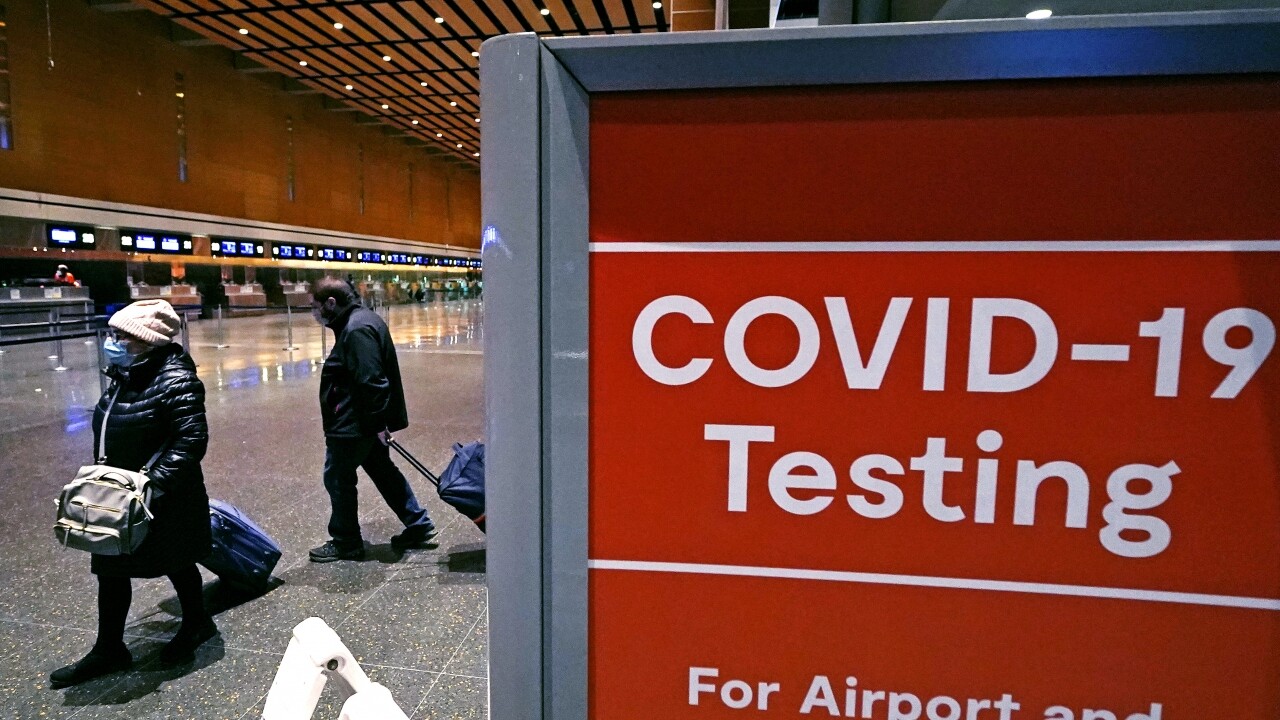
[202,499,282,594]
[389,440,486,533]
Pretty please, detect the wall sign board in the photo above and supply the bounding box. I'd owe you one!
[481,12,1280,720]
[318,245,354,262]
[120,229,193,255]
[211,238,265,258]
[272,242,314,259]
[46,223,97,249]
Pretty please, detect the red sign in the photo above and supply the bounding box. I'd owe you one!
[588,77,1280,719]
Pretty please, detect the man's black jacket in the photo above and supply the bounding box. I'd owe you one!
[320,303,409,438]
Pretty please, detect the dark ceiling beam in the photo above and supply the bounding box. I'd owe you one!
[88,0,147,11]
[283,77,324,94]
[232,54,275,73]
[322,96,364,112]
[171,22,222,46]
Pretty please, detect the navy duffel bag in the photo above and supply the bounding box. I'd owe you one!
[439,442,485,532]
[202,499,282,594]
[390,440,486,533]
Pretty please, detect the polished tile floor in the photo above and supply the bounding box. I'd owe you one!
[0,300,487,719]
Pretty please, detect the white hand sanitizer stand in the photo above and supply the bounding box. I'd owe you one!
[262,617,409,720]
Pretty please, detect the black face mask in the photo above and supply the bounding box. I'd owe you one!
[312,302,333,326]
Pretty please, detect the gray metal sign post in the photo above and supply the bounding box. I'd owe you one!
[482,11,1280,719]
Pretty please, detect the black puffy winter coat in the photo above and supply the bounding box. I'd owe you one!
[90,344,211,578]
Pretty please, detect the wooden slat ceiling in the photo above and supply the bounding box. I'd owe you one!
[134,0,669,163]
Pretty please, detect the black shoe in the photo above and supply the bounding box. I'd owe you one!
[159,617,219,664]
[309,541,365,563]
[391,524,439,551]
[50,644,132,688]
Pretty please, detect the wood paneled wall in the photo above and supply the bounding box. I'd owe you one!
[0,0,480,249]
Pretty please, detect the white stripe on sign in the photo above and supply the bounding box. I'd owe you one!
[1070,344,1131,362]
[587,240,1280,254]
[587,559,1280,611]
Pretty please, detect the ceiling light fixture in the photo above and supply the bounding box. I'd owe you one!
[333,22,344,29]
[436,133,443,138]
[420,81,428,87]
[1026,8,1052,18]
[299,61,308,67]
[381,103,390,109]
[382,55,392,61]
[653,1,662,7]
[456,143,463,148]
[473,152,479,157]
[539,7,550,15]
[345,84,354,90]
[449,101,457,107]
[175,92,185,98]
[435,16,445,23]
[238,28,249,35]
[474,117,480,123]
[412,120,419,125]
[471,51,479,57]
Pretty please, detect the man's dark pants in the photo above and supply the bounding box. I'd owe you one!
[323,436,434,549]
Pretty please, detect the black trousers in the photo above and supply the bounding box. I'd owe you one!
[323,436,434,548]
[95,564,204,650]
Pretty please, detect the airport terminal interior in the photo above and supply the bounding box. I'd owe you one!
[0,0,1276,718]
[2,304,487,718]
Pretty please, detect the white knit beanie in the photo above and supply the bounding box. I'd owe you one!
[109,299,181,346]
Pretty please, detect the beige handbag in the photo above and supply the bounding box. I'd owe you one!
[54,387,162,555]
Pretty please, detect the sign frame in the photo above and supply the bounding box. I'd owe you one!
[480,10,1280,720]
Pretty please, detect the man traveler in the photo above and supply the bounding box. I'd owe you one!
[309,277,436,562]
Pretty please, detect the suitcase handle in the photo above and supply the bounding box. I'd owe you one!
[387,439,441,488]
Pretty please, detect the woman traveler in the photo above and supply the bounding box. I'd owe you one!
[51,299,217,688]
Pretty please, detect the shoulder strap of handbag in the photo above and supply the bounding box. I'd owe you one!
[96,384,171,473]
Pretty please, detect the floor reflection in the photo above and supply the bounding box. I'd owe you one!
[0,300,485,433]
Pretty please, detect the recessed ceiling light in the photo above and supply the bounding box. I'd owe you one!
[420,81,428,87]
[345,84,354,90]
[653,1,662,7]
[473,152,479,157]
[471,51,479,57]
[434,16,445,23]
[449,101,457,107]
[539,7,550,15]
[175,92,185,98]
[382,55,392,61]
[412,120,419,125]
[381,103,390,109]
[1026,8,1052,18]
[474,117,480,123]
[238,28,249,35]
[299,61,308,67]
[436,133,443,138]
[333,22,344,29]
[456,143,463,148]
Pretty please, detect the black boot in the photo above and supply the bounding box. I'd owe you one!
[159,617,219,664]
[50,643,132,688]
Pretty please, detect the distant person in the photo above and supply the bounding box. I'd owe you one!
[53,264,80,287]
[308,278,436,562]
[51,300,215,688]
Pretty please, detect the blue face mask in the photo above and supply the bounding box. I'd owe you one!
[103,338,133,367]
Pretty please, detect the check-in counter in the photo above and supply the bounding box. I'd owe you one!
[224,283,267,317]
[0,286,94,338]
[281,282,312,309]
[129,283,202,310]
